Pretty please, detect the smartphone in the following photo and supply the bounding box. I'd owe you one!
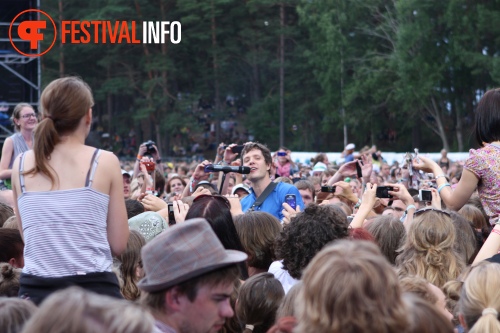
[224,145,244,155]
[355,161,362,179]
[277,151,287,157]
[376,186,394,199]
[321,185,336,193]
[142,161,156,172]
[419,189,432,202]
[284,194,297,209]
[167,203,176,226]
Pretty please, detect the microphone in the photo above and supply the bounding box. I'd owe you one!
[204,164,251,174]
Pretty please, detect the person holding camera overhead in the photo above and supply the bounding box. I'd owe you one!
[274,147,297,178]
[11,77,129,304]
[133,140,163,180]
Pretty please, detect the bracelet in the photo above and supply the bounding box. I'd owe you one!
[406,204,416,212]
[354,198,362,208]
[437,183,451,194]
[137,154,142,160]
[435,174,447,180]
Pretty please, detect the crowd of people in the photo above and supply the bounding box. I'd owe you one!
[1,78,500,333]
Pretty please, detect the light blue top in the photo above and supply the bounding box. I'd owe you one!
[241,182,305,220]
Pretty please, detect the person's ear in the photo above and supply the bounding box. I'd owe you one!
[86,108,93,125]
[8,257,18,268]
[165,286,185,312]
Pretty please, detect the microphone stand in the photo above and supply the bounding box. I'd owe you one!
[219,171,228,195]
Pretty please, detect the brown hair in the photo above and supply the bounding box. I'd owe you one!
[0,229,24,264]
[403,293,454,333]
[0,202,14,227]
[165,175,186,194]
[399,276,438,304]
[296,240,408,333]
[10,103,34,131]
[0,263,21,297]
[26,77,94,186]
[276,281,302,319]
[236,273,285,333]
[234,212,282,271]
[365,215,406,265]
[116,230,146,301]
[241,142,273,174]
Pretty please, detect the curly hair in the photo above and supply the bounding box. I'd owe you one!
[274,204,349,279]
[396,210,465,289]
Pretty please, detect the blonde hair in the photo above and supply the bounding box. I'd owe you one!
[10,103,34,131]
[396,211,465,288]
[21,287,154,333]
[276,281,302,319]
[27,77,94,186]
[2,216,18,229]
[459,263,500,333]
[0,298,37,333]
[296,240,408,333]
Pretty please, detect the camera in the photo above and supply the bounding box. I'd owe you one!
[321,185,336,193]
[376,186,394,199]
[277,151,287,157]
[143,140,156,155]
[168,203,176,226]
[223,145,244,155]
[419,189,432,202]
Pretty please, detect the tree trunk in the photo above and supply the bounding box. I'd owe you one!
[455,99,463,152]
[211,0,221,144]
[279,2,285,147]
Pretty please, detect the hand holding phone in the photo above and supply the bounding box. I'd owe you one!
[418,189,432,202]
[167,203,176,226]
[376,186,394,199]
[321,186,336,193]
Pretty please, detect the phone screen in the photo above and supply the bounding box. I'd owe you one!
[168,203,176,226]
[356,161,362,179]
[376,186,394,199]
[285,194,297,210]
[419,190,432,202]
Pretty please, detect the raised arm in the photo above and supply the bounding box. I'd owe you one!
[0,138,14,180]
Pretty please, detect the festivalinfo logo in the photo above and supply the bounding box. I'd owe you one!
[9,9,181,57]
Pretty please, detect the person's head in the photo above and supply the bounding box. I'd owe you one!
[403,293,455,333]
[400,275,454,323]
[166,176,186,194]
[459,204,490,243]
[276,147,289,165]
[365,215,406,265]
[21,287,153,333]
[2,216,18,229]
[396,209,465,288]
[232,183,250,199]
[449,211,481,265]
[116,230,146,301]
[474,88,500,145]
[242,142,273,181]
[389,199,406,219]
[0,263,21,297]
[153,170,166,197]
[0,298,37,333]
[313,153,329,165]
[122,171,131,199]
[0,229,24,268]
[139,219,247,333]
[125,199,144,219]
[33,77,94,185]
[236,273,285,333]
[311,162,327,178]
[0,202,14,228]
[441,148,448,157]
[296,240,408,333]
[234,212,282,273]
[274,204,349,280]
[459,262,500,332]
[294,180,315,206]
[11,103,37,132]
[380,163,391,177]
[276,281,302,319]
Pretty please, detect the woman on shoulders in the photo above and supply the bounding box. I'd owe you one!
[0,103,38,189]
[11,77,129,305]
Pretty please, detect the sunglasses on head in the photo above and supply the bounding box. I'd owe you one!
[414,207,451,217]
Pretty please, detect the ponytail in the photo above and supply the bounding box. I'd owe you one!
[469,308,500,333]
[26,117,60,186]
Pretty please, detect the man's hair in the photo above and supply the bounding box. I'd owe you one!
[125,199,144,219]
[274,204,349,279]
[294,180,315,201]
[0,229,24,263]
[241,142,273,172]
[234,212,282,271]
[141,264,239,312]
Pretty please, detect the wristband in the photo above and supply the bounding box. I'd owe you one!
[435,174,447,180]
[137,155,142,160]
[354,198,362,208]
[406,204,416,212]
[437,183,451,194]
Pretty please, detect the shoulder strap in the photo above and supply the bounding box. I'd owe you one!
[248,182,278,211]
[85,149,101,187]
[19,152,27,193]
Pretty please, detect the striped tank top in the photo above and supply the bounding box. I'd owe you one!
[18,149,113,278]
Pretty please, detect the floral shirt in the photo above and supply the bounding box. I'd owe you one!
[464,144,500,220]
